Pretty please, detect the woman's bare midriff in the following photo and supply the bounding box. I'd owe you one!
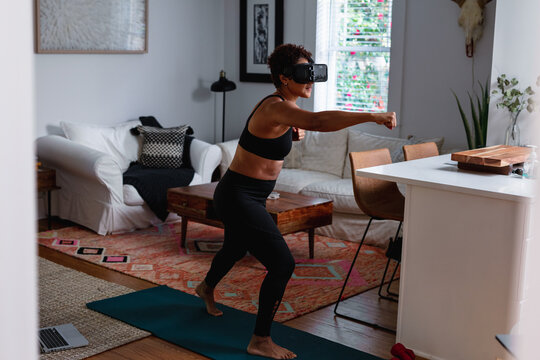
[229,145,283,180]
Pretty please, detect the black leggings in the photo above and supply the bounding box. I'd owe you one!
[204,170,295,337]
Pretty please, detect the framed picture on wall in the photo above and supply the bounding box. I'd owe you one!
[240,0,284,82]
[35,0,148,54]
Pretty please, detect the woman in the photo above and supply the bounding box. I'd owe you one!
[196,44,396,360]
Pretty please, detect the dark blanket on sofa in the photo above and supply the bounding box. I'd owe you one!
[123,164,195,221]
[123,133,195,221]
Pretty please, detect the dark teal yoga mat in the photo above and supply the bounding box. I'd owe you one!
[87,285,383,360]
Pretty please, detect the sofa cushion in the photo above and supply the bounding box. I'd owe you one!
[216,139,239,176]
[137,125,190,168]
[407,135,445,152]
[60,120,141,172]
[274,168,340,194]
[343,130,412,178]
[300,179,363,215]
[282,140,302,169]
[300,129,348,177]
[123,184,145,206]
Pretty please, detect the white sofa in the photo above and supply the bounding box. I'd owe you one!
[218,129,443,248]
[36,120,222,235]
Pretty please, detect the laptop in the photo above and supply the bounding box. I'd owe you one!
[39,323,89,353]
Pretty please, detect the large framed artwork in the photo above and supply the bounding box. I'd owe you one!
[240,0,284,82]
[35,0,148,54]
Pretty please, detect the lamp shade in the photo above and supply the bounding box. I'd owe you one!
[211,70,236,92]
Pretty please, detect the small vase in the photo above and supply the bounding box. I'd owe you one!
[504,112,521,146]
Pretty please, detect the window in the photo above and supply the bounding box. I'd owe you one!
[315,0,394,113]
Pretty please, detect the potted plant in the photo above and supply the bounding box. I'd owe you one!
[491,74,538,146]
[452,79,490,150]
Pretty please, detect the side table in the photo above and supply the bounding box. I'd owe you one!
[37,167,60,230]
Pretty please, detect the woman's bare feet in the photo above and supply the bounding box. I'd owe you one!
[195,281,223,316]
[247,335,297,359]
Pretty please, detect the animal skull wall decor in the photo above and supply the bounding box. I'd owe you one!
[452,0,493,57]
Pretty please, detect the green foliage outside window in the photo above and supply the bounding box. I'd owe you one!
[332,0,392,113]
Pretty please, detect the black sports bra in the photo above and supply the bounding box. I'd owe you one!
[238,94,292,161]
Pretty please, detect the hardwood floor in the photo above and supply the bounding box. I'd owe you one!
[38,218,417,360]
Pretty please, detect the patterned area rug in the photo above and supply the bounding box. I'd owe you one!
[39,257,150,360]
[38,222,392,322]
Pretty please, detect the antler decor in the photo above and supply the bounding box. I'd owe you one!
[452,0,493,57]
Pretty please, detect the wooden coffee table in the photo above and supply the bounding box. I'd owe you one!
[167,182,333,259]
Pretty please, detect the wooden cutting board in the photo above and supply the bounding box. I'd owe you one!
[451,145,531,174]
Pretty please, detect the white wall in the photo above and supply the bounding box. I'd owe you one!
[224,0,495,150]
[36,0,497,149]
[1,1,38,359]
[487,0,540,147]
[489,1,540,359]
[222,0,316,141]
[35,0,224,144]
[398,0,495,150]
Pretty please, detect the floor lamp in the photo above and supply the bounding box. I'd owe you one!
[211,70,236,142]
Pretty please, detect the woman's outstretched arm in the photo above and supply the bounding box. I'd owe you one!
[267,100,396,131]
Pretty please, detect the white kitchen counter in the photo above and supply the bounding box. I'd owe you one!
[356,154,535,360]
[356,154,535,201]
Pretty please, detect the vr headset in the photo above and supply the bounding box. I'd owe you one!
[283,62,328,84]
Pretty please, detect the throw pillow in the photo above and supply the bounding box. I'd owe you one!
[130,116,195,169]
[130,115,195,136]
[137,125,190,168]
[130,116,163,135]
[181,135,194,169]
[60,120,141,173]
[300,129,348,177]
[139,115,163,128]
[407,135,445,153]
[282,140,302,169]
[343,129,411,178]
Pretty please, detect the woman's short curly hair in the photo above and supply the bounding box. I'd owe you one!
[267,43,313,88]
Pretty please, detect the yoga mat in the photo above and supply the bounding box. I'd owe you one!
[87,285,383,360]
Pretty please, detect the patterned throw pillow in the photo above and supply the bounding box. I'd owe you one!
[137,125,190,168]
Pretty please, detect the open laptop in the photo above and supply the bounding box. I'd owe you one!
[39,323,89,353]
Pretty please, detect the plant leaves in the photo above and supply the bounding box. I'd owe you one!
[452,90,474,150]
[468,93,483,148]
[480,79,490,144]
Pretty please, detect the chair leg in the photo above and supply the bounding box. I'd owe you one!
[386,261,400,297]
[333,217,396,333]
[386,235,402,297]
[378,222,402,301]
[377,258,399,302]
